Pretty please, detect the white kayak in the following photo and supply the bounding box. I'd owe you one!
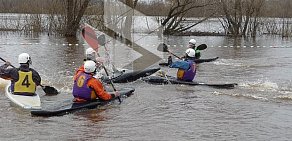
[5,82,41,110]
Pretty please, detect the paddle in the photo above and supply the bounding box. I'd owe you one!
[0,57,59,95]
[81,25,122,103]
[157,43,207,57]
[97,34,106,46]
[159,57,219,66]
[96,34,122,74]
[82,25,120,74]
[157,43,182,59]
[158,43,218,66]
[196,44,207,50]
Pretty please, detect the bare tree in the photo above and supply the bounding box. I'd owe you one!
[250,0,265,37]
[123,0,135,41]
[219,0,265,37]
[65,0,90,37]
[103,0,139,41]
[160,0,215,35]
[280,0,292,37]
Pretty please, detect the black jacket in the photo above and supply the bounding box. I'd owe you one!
[0,64,41,86]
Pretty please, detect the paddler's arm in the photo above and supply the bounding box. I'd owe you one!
[169,61,190,70]
[0,61,10,71]
[87,78,116,101]
[195,51,201,59]
[73,65,84,80]
[0,62,13,79]
[31,69,41,86]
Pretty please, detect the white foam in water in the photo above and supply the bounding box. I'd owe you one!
[244,94,269,101]
[274,94,292,100]
[214,59,243,66]
[280,91,292,94]
[274,90,292,100]
[0,78,9,88]
[240,80,279,92]
[212,91,221,95]
[212,91,268,101]
[212,91,239,96]
[59,86,73,93]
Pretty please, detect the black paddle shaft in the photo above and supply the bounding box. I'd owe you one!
[0,57,16,68]
[81,25,121,102]
[95,52,122,103]
[157,43,182,59]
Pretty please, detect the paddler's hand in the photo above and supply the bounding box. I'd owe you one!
[4,61,11,67]
[114,91,120,98]
[95,57,105,64]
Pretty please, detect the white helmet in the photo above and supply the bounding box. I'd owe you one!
[85,48,95,55]
[84,60,96,73]
[185,48,196,58]
[189,39,196,45]
[18,53,32,64]
[85,48,96,61]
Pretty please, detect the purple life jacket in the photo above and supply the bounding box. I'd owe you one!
[73,72,93,100]
[177,60,196,82]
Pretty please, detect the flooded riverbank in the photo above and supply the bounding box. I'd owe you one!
[0,32,292,140]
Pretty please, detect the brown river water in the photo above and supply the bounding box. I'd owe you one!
[0,32,292,140]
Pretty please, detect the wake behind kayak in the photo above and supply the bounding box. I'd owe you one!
[31,87,135,117]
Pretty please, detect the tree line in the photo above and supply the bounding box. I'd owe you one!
[1,0,291,18]
[0,0,291,37]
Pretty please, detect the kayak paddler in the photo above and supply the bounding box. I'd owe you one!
[74,48,104,79]
[0,53,41,95]
[187,39,201,59]
[162,39,216,66]
[72,60,119,102]
[169,48,197,82]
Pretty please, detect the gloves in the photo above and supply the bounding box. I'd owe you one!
[167,56,172,66]
[114,91,120,97]
[4,61,11,67]
[95,57,105,64]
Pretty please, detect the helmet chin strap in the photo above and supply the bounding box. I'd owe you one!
[20,60,32,65]
[92,68,97,75]
[189,44,196,49]
[184,54,195,60]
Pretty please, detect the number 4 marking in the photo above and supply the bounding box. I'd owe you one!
[22,75,31,88]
